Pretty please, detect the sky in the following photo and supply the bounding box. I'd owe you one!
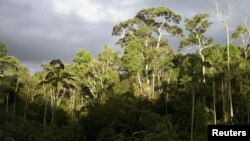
[0,0,249,73]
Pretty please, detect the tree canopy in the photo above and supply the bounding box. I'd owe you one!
[1,5,250,141]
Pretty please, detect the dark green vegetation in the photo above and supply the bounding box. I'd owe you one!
[1,6,250,141]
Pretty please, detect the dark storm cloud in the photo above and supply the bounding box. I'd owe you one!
[0,0,114,72]
[0,0,249,72]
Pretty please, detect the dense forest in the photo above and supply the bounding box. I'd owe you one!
[1,5,250,141]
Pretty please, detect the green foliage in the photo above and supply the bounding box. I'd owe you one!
[180,13,212,49]
[122,40,143,73]
[1,5,250,141]
[112,6,183,47]
[232,25,249,39]
[73,49,94,75]
[0,42,7,58]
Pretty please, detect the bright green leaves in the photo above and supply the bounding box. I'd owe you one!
[112,6,183,48]
[231,24,250,59]
[73,49,94,75]
[232,25,249,39]
[98,45,120,67]
[185,14,211,35]
[179,13,213,83]
[180,13,212,49]
[122,40,143,73]
[0,54,27,78]
[136,7,181,25]
[72,45,121,100]
[112,19,136,36]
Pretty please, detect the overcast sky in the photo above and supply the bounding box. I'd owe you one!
[0,0,249,73]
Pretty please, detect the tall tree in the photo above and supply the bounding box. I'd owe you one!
[112,6,183,97]
[215,1,235,123]
[42,59,75,127]
[180,13,212,83]
[122,40,144,96]
[232,19,250,59]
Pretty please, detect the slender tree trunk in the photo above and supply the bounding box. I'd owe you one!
[43,84,47,129]
[215,1,234,123]
[72,92,75,122]
[50,89,55,128]
[191,87,195,141]
[69,90,76,123]
[157,71,161,94]
[50,106,55,128]
[152,73,155,97]
[240,77,244,123]
[156,33,162,48]
[202,65,205,83]
[13,78,19,115]
[165,92,168,116]
[156,19,166,48]
[44,102,48,129]
[165,70,172,116]
[199,49,206,83]
[229,79,233,122]
[145,64,150,84]
[24,83,29,121]
[226,27,234,123]
[213,80,217,125]
[221,78,227,122]
[137,72,143,95]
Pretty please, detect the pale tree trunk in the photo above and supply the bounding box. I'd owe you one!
[50,89,55,128]
[215,0,234,123]
[156,32,162,48]
[13,78,19,115]
[226,26,234,123]
[156,20,164,48]
[71,91,76,122]
[200,53,206,83]
[152,72,155,97]
[157,71,161,94]
[56,89,65,108]
[145,64,150,84]
[69,90,76,123]
[72,91,76,122]
[137,72,143,95]
[23,83,29,121]
[213,80,217,125]
[89,77,98,101]
[43,84,47,129]
[80,95,84,108]
[50,106,55,128]
[50,89,66,126]
[197,35,206,83]
[44,101,48,129]
[191,87,195,141]
[240,77,244,123]
[222,78,227,122]
[165,70,172,116]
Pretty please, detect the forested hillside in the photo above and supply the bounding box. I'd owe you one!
[1,5,250,141]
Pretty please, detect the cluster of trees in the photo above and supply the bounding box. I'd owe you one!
[1,4,250,141]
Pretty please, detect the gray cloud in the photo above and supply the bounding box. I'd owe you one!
[0,0,249,72]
